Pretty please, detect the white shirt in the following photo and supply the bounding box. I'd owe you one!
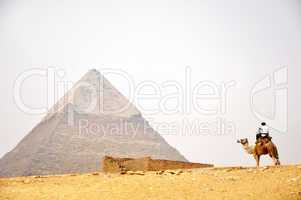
[259,125,269,134]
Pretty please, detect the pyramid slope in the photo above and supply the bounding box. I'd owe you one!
[0,70,187,177]
[45,69,140,120]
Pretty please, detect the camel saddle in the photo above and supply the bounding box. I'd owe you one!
[256,135,272,145]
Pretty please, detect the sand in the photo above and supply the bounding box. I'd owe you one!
[1,165,301,200]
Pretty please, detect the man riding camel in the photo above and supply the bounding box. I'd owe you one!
[256,122,271,143]
[236,122,280,167]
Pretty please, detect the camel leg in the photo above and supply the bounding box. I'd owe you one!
[272,157,281,166]
[271,156,278,165]
[254,154,260,168]
[267,143,280,166]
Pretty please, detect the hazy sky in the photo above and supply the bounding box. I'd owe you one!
[0,0,301,166]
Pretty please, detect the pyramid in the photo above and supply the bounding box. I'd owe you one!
[0,69,186,177]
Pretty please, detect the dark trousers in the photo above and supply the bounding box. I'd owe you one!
[256,133,269,140]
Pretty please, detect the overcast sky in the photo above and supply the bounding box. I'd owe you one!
[0,0,300,166]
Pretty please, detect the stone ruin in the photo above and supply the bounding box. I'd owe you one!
[102,156,213,173]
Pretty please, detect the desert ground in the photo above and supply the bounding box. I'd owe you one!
[1,165,301,200]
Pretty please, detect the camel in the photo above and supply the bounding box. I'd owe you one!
[237,138,280,167]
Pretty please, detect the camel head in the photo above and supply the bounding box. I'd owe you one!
[237,138,249,145]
